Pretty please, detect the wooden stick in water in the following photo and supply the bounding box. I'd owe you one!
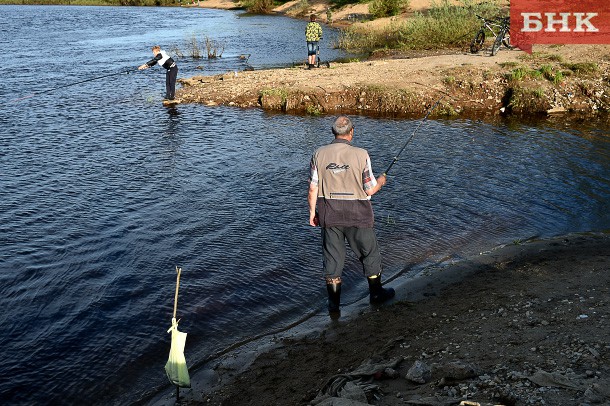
[173,266,182,320]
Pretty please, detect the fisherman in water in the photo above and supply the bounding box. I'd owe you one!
[308,116,395,317]
[138,45,178,101]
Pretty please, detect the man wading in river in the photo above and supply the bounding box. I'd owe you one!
[138,45,178,101]
[308,116,395,317]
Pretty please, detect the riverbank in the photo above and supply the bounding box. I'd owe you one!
[151,232,610,405]
[177,43,610,118]
[176,0,610,118]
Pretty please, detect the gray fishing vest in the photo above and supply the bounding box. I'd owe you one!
[313,140,375,228]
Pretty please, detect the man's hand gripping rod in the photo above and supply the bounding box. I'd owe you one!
[382,94,446,177]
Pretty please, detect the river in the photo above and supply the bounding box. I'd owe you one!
[1,5,609,405]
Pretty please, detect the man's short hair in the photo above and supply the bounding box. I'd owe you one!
[332,116,353,136]
[152,45,161,51]
[310,14,316,21]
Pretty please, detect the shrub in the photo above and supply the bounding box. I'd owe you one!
[205,36,225,58]
[506,85,549,113]
[242,0,274,14]
[169,34,224,59]
[337,0,504,52]
[369,0,410,19]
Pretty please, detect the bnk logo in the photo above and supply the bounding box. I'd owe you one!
[510,0,610,53]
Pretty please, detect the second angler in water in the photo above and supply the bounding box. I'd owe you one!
[139,45,179,101]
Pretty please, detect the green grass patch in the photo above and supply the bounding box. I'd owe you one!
[560,62,598,74]
[537,64,564,84]
[506,85,548,112]
[499,61,519,69]
[506,65,565,84]
[434,102,459,116]
[506,67,529,81]
[337,0,504,53]
[260,88,288,99]
[306,105,323,115]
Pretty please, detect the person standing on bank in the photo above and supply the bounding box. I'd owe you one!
[305,14,323,69]
[308,116,395,316]
[138,45,178,101]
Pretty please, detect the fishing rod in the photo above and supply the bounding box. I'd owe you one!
[9,68,139,103]
[382,93,446,176]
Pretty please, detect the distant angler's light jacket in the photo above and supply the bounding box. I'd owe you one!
[305,21,323,42]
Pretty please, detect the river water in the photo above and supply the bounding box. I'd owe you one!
[1,5,609,405]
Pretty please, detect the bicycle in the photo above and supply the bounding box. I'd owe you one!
[315,42,330,68]
[470,14,512,56]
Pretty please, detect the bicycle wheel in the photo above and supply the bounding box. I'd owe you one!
[470,30,485,54]
[502,30,512,49]
[500,18,512,49]
[490,28,504,56]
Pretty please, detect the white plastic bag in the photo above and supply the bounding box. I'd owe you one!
[164,318,191,388]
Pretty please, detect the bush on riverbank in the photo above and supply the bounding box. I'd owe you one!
[241,0,274,13]
[338,0,505,52]
[369,0,409,18]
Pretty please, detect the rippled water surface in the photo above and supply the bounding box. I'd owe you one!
[1,5,609,405]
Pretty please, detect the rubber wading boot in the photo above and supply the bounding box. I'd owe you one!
[367,274,395,305]
[326,281,341,315]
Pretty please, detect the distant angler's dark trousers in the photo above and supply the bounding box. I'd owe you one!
[165,65,178,99]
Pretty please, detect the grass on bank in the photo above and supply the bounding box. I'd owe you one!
[504,60,599,84]
[337,0,506,53]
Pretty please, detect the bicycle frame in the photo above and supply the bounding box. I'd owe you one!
[470,14,511,55]
[478,15,504,39]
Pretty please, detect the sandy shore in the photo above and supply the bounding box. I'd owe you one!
[149,232,610,406]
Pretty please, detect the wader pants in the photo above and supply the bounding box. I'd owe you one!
[166,65,178,100]
[322,226,382,279]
